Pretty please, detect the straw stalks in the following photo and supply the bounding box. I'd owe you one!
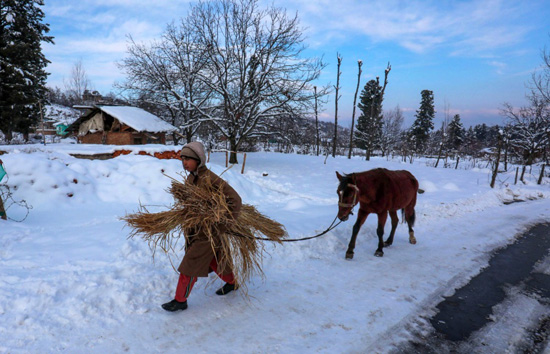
[123,176,287,288]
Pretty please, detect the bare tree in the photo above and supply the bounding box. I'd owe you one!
[314,86,320,156]
[64,59,91,104]
[433,99,451,167]
[348,60,362,159]
[379,105,404,157]
[531,42,550,104]
[530,40,550,167]
[332,53,342,158]
[118,20,211,144]
[187,0,326,163]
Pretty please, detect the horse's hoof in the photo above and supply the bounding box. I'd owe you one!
[383,242,392,247]
[345,252,354,260]
[374,251,384,257]
[409,237,417,245]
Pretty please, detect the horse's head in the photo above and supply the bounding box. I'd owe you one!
[336,172,359,221]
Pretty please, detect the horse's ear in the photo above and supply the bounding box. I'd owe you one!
[336,171,343,181]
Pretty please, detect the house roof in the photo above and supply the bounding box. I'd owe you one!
[100,106,177,132]
[68,105,177,133]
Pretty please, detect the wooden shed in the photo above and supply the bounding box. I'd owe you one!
[67,105,177,145]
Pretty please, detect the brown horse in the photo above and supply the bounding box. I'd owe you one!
[336,168,419,258]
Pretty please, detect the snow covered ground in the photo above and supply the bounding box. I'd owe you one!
[1,143,550,353]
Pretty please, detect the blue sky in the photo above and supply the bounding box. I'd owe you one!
[42,0,550,128]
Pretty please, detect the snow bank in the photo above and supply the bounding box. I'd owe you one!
[1,146,549,353]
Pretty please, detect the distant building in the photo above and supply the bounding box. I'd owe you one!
[66,105,177,145]
[31,104,80,138]
[82,90,103,104]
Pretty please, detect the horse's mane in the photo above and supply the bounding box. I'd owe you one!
[338,173,354,191]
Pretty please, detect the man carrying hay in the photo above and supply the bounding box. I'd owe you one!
[124,142,287,311]
[161,141,242,312]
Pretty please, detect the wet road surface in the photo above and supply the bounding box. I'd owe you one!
[397,223,550,353]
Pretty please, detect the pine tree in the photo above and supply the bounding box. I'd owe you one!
[410,89,435,151]
[0,0,53,142]
[473,123,489,143]
[355,79,383,160]
[447,114,464,151]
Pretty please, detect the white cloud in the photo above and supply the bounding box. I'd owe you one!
[277,0,536,56]
[488,60,507,75]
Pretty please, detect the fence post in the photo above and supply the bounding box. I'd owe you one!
[225,151,228,167]
[241,153,247,174]
[207,150,210,163]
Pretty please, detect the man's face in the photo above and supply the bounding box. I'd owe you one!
[182,156,199,172]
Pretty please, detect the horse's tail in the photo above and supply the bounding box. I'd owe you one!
[401,208,416,227]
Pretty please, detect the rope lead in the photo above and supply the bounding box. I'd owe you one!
[229,215,342,242]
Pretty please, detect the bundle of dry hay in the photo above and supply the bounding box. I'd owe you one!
[123,175,287,287]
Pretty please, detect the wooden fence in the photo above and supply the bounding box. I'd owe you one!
[207,150,247,174]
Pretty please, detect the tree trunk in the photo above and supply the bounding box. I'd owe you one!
[538,164,546,185]
[5,130,13,144]
[314,86,320,156]
[435,142,443,168]
[229,138,239,164]
[348,60,362,159]
[503,143,508,171]
[333,54,342,158]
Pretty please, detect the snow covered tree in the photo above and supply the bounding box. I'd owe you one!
[501,98,549,171]
[529,39,550,164]
[188,0,326,163]
[119,21,211,145]
[0,0,53,142]
[379,105,404,157]
[354,64,390,160]
[446,114,464,151]
[474,123,489,143]
[531,38,550,105]
[355,79,382,160]
[410,90,435,151]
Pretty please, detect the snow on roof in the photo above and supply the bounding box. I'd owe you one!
[98,106,177,133]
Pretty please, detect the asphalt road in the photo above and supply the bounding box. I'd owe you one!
[396,223,550,353]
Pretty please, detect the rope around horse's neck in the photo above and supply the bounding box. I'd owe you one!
[228,215,342,243]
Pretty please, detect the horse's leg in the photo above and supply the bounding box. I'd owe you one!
[384,210,399,247]
[375,212,388,257]
[405,206,417,245]
[346,208,368,260]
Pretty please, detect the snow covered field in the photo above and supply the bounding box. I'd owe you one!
[1,143,550,353]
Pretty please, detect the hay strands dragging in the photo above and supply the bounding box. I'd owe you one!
[122,174,287,287]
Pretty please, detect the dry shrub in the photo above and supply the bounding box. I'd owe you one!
[123,175,287,288]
